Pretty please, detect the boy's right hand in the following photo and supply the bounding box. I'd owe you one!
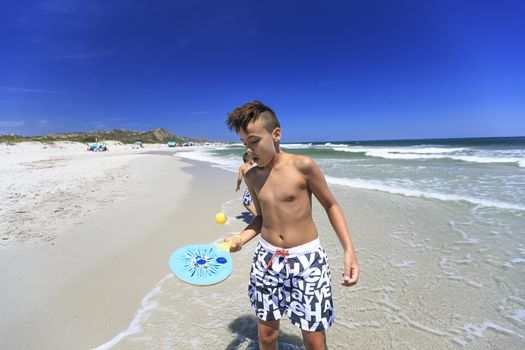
[342,249,359,286]
[225,235,243,252]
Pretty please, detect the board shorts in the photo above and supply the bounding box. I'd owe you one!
[242,188,253,206]
[248,237,334,332]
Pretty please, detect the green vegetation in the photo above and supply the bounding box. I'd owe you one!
[0,128,205,144]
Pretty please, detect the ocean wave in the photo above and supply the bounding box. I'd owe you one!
[92,274,171,350]
[330,146,524,167]
[322,142,349,147]
[172,148,239,173]
[365,151,524,166]
[332,146,467,154]
[281,143,313,149]
[325,176,525,211]
[449,155,525,166]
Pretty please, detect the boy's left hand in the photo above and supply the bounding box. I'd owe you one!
[342,249,359,286]
[224,235,243,252]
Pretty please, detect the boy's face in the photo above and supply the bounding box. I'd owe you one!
[239,119,280,168]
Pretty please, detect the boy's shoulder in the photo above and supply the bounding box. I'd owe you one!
[284,153,317,174]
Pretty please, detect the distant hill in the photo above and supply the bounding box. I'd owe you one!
[0,128,205,144]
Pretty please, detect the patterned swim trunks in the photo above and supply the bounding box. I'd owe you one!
[248,237,334,332]
[242,188,253,205]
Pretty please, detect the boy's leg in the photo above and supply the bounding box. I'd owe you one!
[258,319,280,350]
[286,244,333,349]
[301,330,328,350]
[244,203,257,217]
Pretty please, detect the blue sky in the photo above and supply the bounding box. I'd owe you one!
[1,0,524,142]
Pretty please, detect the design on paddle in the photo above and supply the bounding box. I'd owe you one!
[181,246,229,278]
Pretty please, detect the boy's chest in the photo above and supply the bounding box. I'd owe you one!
[241,164,252,175]
[254,168,309,204]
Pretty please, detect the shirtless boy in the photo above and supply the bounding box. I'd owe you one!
[236,152,257,217]
[225,100,359,350]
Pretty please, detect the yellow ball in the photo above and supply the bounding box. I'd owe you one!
[214,212,227,225]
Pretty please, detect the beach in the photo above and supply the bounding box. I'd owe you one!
[1,140,525,349]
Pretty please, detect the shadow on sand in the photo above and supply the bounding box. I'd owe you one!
[235,212,255,224]
[226,314,305,350]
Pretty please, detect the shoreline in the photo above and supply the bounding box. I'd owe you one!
[0,148,236,349]
[1,142,524,349]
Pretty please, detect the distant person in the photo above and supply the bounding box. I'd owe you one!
[225,101,359,350]
[236,152,257,217]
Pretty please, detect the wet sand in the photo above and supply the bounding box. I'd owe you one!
[1,142,524,349]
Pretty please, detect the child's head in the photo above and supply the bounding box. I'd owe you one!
[226,100,280,135]
[242,152,251,163]
[227,100,282,168]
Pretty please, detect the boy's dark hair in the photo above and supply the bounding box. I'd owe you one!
[226,100,280,134]
[243,152,251,163]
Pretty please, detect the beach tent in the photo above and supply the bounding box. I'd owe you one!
[168,141,177,147]
[88,142,108,152]
[133,141,144,149]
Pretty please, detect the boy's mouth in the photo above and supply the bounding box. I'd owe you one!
[252,156,259,163]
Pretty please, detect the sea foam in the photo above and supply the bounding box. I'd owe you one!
[92,274,171,350]
[331,146,525,166]
[325,176,525,211]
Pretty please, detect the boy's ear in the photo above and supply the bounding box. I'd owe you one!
[272,127,281,142]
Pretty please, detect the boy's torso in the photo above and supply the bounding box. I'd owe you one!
[250,153,318,248]
[240,163,252,177]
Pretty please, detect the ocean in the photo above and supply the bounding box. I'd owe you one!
[177,137,525,211]
[95,137,525,349]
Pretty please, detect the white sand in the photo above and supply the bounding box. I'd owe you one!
[2,142,524,349]
[0,141,170,245]
[0,142,201,348]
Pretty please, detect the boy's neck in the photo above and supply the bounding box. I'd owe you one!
[262,150,286,170]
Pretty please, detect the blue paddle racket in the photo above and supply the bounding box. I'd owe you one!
[169,241,233,286]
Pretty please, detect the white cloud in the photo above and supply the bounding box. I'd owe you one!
[0,120,25,127]
[48,52,115,60]
[0,100,23,104]
[191,111,212,115]
[0,86,63,94]
[39,0,113,15]
[93,121,107,129]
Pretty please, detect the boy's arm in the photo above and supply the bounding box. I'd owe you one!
[300,157,359,286]
[236,167,243,191]
[226,171,262,251]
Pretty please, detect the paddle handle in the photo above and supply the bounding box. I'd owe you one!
[215,240,233,252]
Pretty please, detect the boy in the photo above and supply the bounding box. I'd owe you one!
[225,101,359,350]
[236,152,257,217]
